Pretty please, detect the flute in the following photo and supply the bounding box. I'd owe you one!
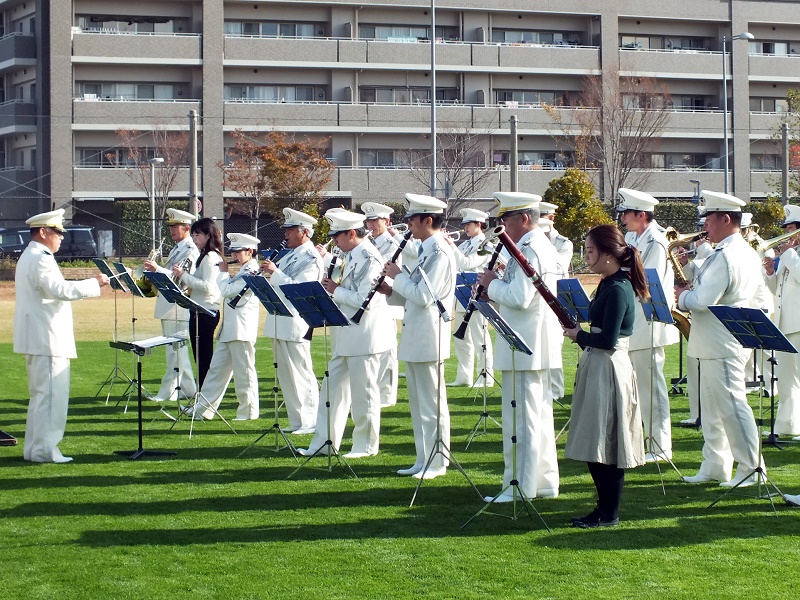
[351,230,413,324]
[453,232,505,340]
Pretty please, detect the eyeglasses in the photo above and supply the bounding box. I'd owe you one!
[47,228,64,237]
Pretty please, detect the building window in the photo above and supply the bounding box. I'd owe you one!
[357,149,422,167]
[77,147,160,167]
[224,21,318,38]
[78,82,175,100]
[359,87,458,104]
[750,97,791,113]
[751,154,781,170]
[671,95,712,111]
[496,90,571,106]
[76,16,182,34]
[224,85,315,102]
[492,29,580,46]
[359,24,459,41]
[493,151,571,169]
[645,153,710,169]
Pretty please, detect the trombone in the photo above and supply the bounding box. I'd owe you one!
[752,229,800,259]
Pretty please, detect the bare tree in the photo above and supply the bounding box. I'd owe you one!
[544,73,672,207]
[109,127,189,248]
[219,129,334,232]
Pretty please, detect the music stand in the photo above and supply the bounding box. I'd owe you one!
[93,258,134,403]
[112,335,184,460]
[280,281,356,479]
[554,279,591,442]
[707,305,796,515]
[237,274,297,458]
[462,300,550,531]
[144,272,235,437]
[639,268,683,487]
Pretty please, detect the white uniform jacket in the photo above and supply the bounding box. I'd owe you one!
[487,228,562,372]
[263,240,323,342]
[453,234,490,273]
[629,220,679,350]
[765,247,800,335]
[217,258,261,344]
[179,251,222,312]
[373,231,401,262]
[330,239,396,357]
[153,237,200,320]
[679,233,769,359]
[392,232,456,363]
[13,241,101,359]
[548,226,573,277]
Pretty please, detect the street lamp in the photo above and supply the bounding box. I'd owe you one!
[148,157,165,252]
[722,31,754,193]
[690,178,701,204]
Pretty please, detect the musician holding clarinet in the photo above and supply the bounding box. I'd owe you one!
[477,192,562,501]
[378,194,456,480]
[192,233,261,421]
[260,208,323,434]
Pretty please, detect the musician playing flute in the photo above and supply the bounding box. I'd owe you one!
[193,233,261,421]
[143,208,200,402]
[300,210,395,458]
[446,208,494,388]
[477,192,562,500]
[763,204,800,439]
[617,189,679,463]
[379,194,456,480]
[677,191,768,488]
[261,208,323,434]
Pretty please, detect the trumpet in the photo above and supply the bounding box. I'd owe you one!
[444,230,461,242]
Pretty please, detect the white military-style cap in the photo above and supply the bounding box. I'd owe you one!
[166,208,196,225]
[227,232,259,251]
[782,204,800,228]
[460,208,489,224]
[617,188,659,212]
[493,191,541,217]
[26,208,66,232]
[404,193,446,217]
[326,209,365,235]
[361,202,394,220]
[539,201,558,216]
[699,190,745,214]
[281,207,317,230]
[538,218,552,231]
[741,212,753,228]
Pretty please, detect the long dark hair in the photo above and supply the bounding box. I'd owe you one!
[191,217,223,266]
[586,224,649,300]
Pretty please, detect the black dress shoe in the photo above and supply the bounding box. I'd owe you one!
[570,509,600,526]
[574,517,619,529]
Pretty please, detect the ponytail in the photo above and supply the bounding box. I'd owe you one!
[624,245,650,300]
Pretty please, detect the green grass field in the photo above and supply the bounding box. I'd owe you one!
[1,336,799,599]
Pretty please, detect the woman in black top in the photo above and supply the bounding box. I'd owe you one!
[563,224,649,528]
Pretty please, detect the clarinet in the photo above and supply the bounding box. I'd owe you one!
[453,238,505,340]
[490,225,584,348]
[351,230,413,324]
[228,241,285,309]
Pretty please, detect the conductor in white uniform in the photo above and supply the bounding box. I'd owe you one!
[13,209,109,463]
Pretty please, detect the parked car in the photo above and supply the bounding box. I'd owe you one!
[0,226,98,261]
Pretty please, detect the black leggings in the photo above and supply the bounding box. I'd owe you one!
[189,311,220,388]
[587,462,625,521]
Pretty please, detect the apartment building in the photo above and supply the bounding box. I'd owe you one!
[1,0,799,231]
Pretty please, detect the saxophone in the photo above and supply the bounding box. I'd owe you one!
[665,227,707,339]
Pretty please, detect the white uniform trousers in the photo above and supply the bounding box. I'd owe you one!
[23,355,71,463]
[196,340,259,420]
[775,331,800,435]
[500,369,559,498]
[452,312,493,386]
[405,361,450,470]
[631,347,673,459]
[156,319,196,401]
[549,334,565,400]
[306,354,382,455]
[686,356,701,420]
[695,352,764,482]
[273,338,318,430]
[377,347,399,408]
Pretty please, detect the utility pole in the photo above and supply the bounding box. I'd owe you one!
[189,109,199,216]
[782,122,790,205]
[510,115,519,192]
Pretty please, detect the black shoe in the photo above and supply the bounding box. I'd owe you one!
[575,517,620,529]
[571,511,601,527]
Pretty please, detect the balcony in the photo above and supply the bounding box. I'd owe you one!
[0,33,36,74]
[73,167,193,197]
[750,170,782,196]
[73,99,201,127]
[749,112,784,137]
[72,32,202,64]
[224,100,338,128]
[629,169,725,194]
[749,54,800,83]
[619,48,721,78]
[224,36,339,65]
[0,100,36,134]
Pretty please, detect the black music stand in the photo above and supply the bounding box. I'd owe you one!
[554,279,591,442]
[707,305,796,515]
[462,300,549,531]
[93,259,134,403]
[280,281,356,479]
[145,272,233,436]
[640,269,683,487]
[112,336,184,460]
[237,275,297,458]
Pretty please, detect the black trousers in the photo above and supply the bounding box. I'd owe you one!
[587,462,625,521]
[189,311,220,388]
